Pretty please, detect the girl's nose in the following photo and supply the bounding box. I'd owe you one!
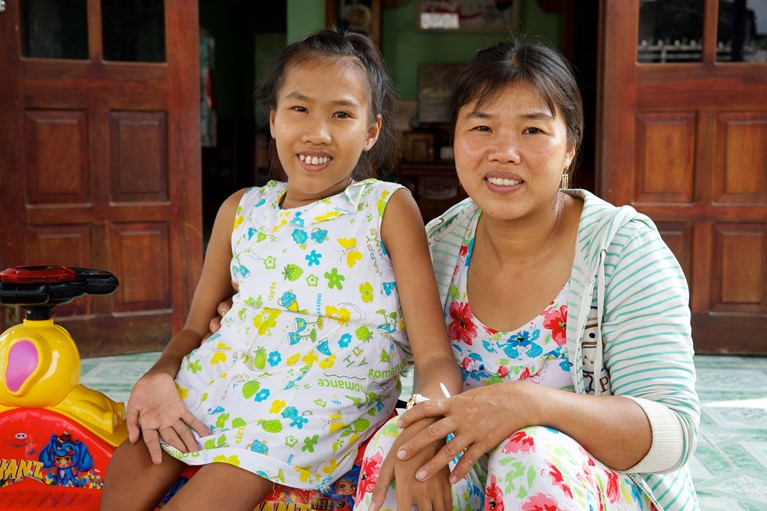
[302,119,331,145]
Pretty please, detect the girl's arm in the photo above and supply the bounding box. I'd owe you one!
[125,188,248,463]
[380,188,461,400]
[376,188,461,510]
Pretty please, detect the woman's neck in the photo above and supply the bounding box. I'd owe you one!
[476,192,574,268]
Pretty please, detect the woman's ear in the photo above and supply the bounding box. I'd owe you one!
[269,109,276,139]
[363,114,382,151]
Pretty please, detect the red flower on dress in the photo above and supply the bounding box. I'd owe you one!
[483,473,505,511]
[543,305,568,346]
[448,301,477,345]
[501,430,536,454]
[497,365,509,378]
[545,462,573,499]
[356,452,383,499]
[606,470,620,503]
[521,493,559,511]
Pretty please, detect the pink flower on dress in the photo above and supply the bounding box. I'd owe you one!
[497,365,509,378]
[448,301,477,345]
[545,462,573,499]
[521,493,559,511]
[501,430,536,454]
[483,473,504,511]
[356,452,383,499]
[543,305,567,345]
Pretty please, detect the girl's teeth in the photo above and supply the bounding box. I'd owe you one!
[300,155,330,165]
[487,177,522,186]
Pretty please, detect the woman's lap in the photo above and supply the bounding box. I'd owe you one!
[355,418,654,511]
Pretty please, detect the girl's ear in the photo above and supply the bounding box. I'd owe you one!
[363,114,382,152]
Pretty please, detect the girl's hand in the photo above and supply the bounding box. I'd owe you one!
[125,371,210,464]
[393,384,534,484]
[369,417,452,511]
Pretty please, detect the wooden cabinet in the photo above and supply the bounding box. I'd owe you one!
[396,162,467,223]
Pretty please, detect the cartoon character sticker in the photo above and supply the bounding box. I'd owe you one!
[38,432,99,487]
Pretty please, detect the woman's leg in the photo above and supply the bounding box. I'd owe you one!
[484,426,654,511]
[355,417,485,511]
[160,463,273,511]
[100,439,186,511]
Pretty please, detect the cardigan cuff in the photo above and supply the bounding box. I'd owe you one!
[624,396,683,473]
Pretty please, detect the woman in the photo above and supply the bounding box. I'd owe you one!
[354,38,700,511]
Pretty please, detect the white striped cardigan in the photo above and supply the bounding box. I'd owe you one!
[425,189,701,511]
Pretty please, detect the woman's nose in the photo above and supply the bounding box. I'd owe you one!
[487,136,520,163]
[302,118,332,145]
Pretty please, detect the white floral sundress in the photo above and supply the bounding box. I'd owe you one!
[165,179,409,490]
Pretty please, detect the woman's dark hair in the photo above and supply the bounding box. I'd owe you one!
[449,37,584,168]
[255,29,399,180]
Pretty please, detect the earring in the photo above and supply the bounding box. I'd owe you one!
[560,168,569,190]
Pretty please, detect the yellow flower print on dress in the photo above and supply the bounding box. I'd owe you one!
[253,308,282,335]
[324,305,351,325]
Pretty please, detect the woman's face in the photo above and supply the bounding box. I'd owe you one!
[453,81,575,221]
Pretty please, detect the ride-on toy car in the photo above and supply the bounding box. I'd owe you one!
[0,266,368,510]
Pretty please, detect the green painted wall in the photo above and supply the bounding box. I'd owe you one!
[283,1,562,100]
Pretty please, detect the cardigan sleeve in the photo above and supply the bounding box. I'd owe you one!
[600,219,700,473]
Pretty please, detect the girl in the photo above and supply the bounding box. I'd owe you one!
[100,29,461,511]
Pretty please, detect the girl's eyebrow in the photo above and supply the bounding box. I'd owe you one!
[283,91,361,109]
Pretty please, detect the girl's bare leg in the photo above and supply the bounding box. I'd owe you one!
[100,439,185,511]
[161,463,273,511]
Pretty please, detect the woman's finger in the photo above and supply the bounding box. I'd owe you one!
[396,398,444,428]
[397,417,455,462]
[447,443,485,483]
[368,454,395,511]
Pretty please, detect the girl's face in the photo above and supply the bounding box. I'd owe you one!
[453,81,575,222]
[270,58,381,209]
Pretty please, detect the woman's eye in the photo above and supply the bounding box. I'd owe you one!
[291,106,308,113]
[473,125,491,132]
[523,127,542,134]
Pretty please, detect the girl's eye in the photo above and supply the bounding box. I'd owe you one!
[472,125,491,132]
[334,111,352,119]
[523,127,542,134]
[291,106,308,113]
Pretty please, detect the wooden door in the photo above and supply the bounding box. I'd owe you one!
[0,0,202,356]
[598,0,767,353]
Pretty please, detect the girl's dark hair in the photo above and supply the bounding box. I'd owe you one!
[449,37,584,168]
[255,29,399,180]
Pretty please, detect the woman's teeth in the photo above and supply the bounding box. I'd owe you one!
[300,155,330,165]
[487,177,522,186]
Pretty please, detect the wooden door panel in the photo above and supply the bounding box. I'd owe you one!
[111,222,171,313]
[599,0,767,353]
[634,112,696,203]
[715,112,767,203]
[24,110,90,204]
[712,224,766,311]
[0,0,201,355]
[110,111,169,202]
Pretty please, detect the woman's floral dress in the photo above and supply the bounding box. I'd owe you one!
[163,180,410,490]
[355,210,655,511]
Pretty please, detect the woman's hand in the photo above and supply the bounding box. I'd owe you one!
[205,297,233,339]
[393,384,535,484]
[369,416,453,511]
[125,371,210,464]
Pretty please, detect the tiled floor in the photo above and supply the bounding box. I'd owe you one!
[80,353,767,509]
